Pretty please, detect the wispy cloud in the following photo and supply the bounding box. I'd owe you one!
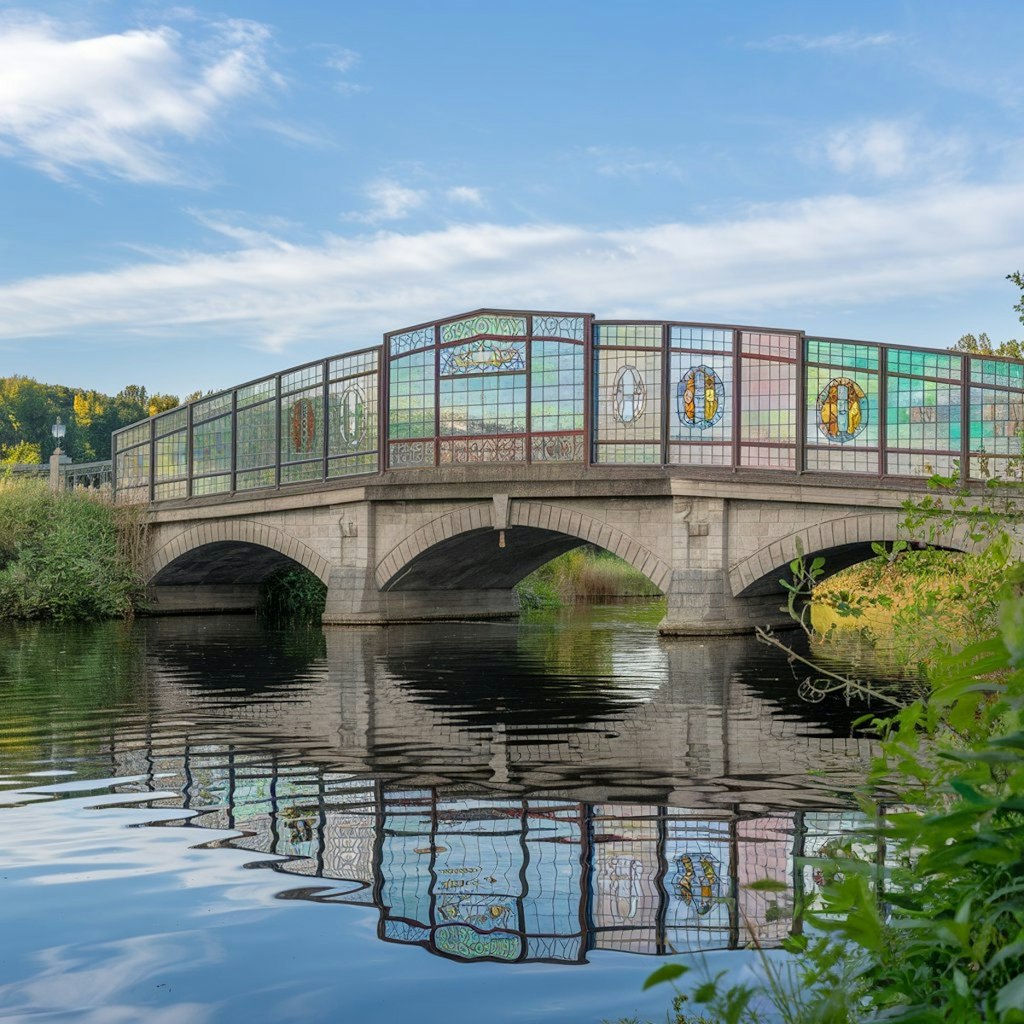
[446,186,485,206]
[587,146,686,181]
[1,181,1022,352]
[0,13,280,184]
[349,179,428,222]
[823,120,968,180]
[749,30,898,52]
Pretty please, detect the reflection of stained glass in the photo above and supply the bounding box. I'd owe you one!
[612,365,647,423]
[677,365,725,429]
[440,339,526,376]
[816,377,868,443]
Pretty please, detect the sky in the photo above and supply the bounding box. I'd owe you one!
[1,0,1023,398]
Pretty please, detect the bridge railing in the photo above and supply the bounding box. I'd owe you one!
[112,307,1024,502]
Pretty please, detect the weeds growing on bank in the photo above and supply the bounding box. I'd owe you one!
[257,565,328,624]
[516,547,662,608]
[0,479,146,620]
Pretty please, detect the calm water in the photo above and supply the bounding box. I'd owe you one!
[0,606,877,1023]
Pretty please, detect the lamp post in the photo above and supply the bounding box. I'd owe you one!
[49,416,69,493]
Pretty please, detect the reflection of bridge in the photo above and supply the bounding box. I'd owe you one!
[140,620,877,808]
[80,616,882,966]
[113,760,867,964]
[112,309,1024,632]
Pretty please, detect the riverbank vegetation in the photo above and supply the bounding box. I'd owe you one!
[637,475,1024,1023]
[516,547,662,608]
[0,480,147,620]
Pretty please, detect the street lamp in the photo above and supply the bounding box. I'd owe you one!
[51,416,66,455]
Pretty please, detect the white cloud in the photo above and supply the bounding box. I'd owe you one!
[1,181,1022,352]
[750,31,898,52]
[446,186,485,206]
[587,146,686,181]
[350,179,428,222]
[0,13,279,184]
[823,120,968,180]
[323,46,360,74]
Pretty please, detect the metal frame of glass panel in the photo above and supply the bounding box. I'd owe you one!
[111,308,1024,502]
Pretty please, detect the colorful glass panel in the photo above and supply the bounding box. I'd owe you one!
[440,314,527,343]
[192,413,231,476]
[531,315,584,340]
[677,365,725,429]
[439,339,526,375]
[388,350,435,440]
[740,332,797,469]
[593,324,661,347]
[815,377,868,443]
[530,341,583,434]
[236,401,276,473]
[439,374,527,437]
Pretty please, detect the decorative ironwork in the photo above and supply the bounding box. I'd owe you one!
[440,314,527,343]
[389,326,435,355]
[532,315,584,340]
[389,440,434,467]
[677,365,725,429]
[439,339,526,376]
[816,377,867,443]
[530,434,585,462]
[440,436,526,463]
[612,364,647,423]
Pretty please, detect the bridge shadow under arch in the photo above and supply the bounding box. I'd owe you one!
[376,500,671,593]
[730,511,982,599]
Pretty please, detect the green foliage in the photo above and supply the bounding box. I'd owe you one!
[953,332,1023,360]
[515,547,662,608]
[0,480,146,620]
[1,440,42,465]
[0,376,178,462]
[257,565,327,624]
[646,464,1024,1023]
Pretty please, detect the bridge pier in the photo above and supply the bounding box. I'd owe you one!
[659,569,789,636]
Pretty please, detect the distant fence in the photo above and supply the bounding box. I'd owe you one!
[4,460,113,491]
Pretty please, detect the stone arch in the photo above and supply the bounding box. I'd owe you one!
[147,518,332,586]
[375,499,672,592]
[729,511,982,597]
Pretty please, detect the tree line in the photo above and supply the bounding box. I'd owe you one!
[0,378,180,464]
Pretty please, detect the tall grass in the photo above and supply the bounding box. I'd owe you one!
[516,546,662,608]
[257,565,328,624]
[0,479,147,620]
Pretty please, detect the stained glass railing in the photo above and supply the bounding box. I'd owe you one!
[112,309,1024,502]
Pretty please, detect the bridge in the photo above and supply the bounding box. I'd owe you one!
[112,307,1024,633]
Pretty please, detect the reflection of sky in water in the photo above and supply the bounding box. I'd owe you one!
[0,612,884,1022]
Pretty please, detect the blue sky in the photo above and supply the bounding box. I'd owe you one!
[1,0,1023,397]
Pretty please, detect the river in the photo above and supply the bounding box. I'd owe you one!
[0,605,879,1023]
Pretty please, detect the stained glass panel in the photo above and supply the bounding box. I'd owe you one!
[388,350,435,440]
[235,402,276,476]
[439,339,526,376]
[532,341,583,433]
[532,315,585,340]
[594,348,662,450]
[155,430,187,482]
[670,326,731,352]
[280,387,323,464]
[439,436,527,463]
[237,377,277,408]
[440,313,527,343]
[192,414,231,477]
[439,375,527,437]
[887,377,961,451]
[154,407,187,434]
[969,386,1024,456]
[281,363,323,395]
[594,324,661,347]
[740,332,797,469]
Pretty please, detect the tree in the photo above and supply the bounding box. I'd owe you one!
[1,440,42,465]
[1010,270,1024,327]
[952,332,1023,359]
[147,393,179,416]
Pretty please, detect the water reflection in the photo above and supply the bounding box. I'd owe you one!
[0,611,878,969]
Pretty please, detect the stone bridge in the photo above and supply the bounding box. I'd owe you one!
[113,306,1024,634]
[142,462,989,634]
